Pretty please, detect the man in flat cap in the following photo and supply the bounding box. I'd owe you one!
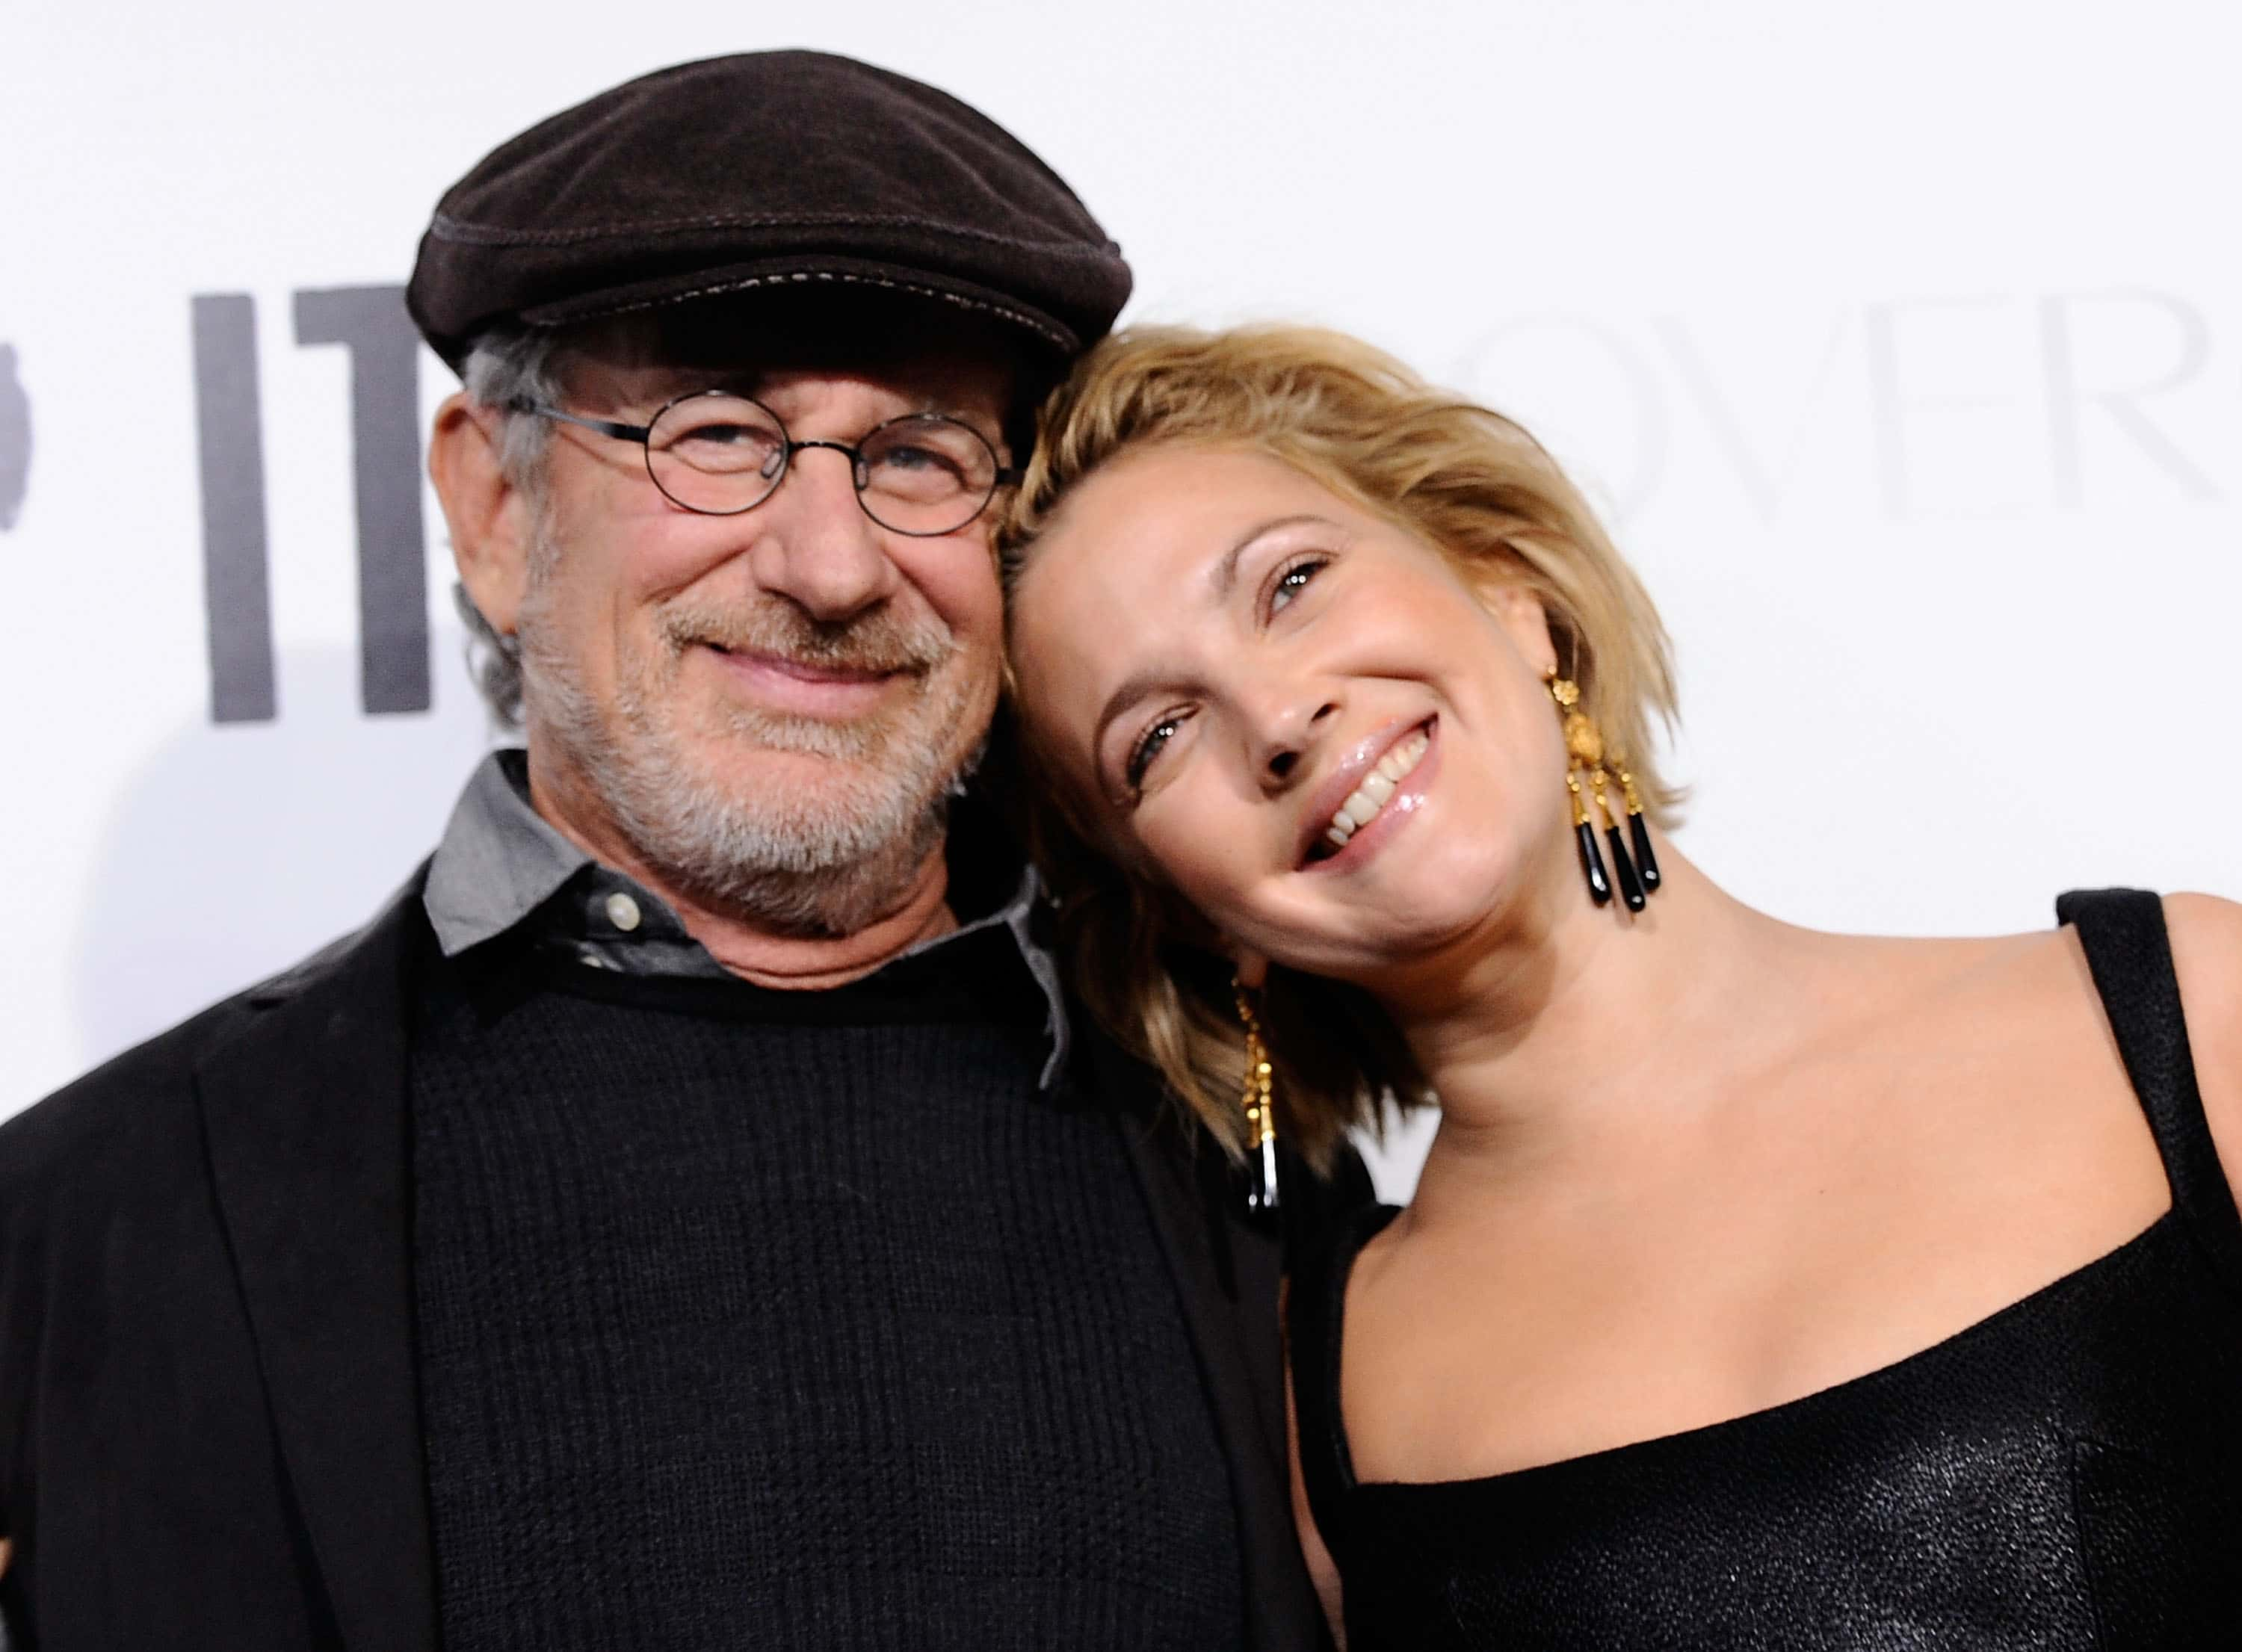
[0,51,1359,1652]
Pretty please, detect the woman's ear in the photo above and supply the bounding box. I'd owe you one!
[1471,573,1559,675]
[429,392,534,640]
[1230,945,1271,991]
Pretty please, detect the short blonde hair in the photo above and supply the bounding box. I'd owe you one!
[999,324,1679,1170]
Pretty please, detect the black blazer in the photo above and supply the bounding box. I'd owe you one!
[0,870,1357,1651]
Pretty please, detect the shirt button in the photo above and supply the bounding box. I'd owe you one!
[604,891,643,932]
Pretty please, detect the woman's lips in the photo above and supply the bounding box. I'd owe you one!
[1298,717,1440,873]
[1319,726,1433,850]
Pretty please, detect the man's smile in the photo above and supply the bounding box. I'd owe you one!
[699,642,913,719]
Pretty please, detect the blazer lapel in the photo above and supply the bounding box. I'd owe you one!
[1096,1034,1327,1652]
[195,879,436,1652]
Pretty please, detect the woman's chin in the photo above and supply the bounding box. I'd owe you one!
[1223,831,1537,986]
[1267,893,1517,990]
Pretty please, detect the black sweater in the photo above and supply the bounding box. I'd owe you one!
[408,936,1244,1651]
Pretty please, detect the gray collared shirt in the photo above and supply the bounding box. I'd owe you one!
[423,749,1071,1087]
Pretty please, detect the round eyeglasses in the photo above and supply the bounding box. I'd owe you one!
[512,389,1019,537]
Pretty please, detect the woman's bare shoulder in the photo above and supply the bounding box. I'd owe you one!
[2164,891,2242,979]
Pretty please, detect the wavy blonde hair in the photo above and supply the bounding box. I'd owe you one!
[998,324,1680,1170]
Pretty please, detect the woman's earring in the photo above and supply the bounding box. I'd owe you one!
[1546,670,1655,913]
[1233,984,1282,1216]
[1611,755,1661,895]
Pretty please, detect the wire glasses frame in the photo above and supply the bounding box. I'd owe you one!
[510,389,1020,537]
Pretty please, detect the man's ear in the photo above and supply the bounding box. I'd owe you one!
[429,392,534,638]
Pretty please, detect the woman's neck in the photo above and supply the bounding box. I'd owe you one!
[1376,837,1826,1213]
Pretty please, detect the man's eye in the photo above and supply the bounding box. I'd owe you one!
[676,421,759,447]
[1268,557,1330,616]
[875,443,954,474]
[1126,714,1188,791]
[667,423,784,476]
[868,443,972,499]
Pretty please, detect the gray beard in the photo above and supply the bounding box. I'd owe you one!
[516,566,981,940]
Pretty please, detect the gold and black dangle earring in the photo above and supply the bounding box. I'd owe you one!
[1232,983,1281,1216]
[1610,753,1661,895]
[1546,670,1654,913]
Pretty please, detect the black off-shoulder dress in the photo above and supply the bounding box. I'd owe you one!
[1288,890,2242,1650]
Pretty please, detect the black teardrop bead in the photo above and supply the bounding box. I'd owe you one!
[1247,1136,1281,1217]
[1575,820,1613,906]
[1629,810,1661,891]
[1605,823,1647,912]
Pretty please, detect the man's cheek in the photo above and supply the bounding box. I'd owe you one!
[918,551,1003,633]
[603,597,672,689]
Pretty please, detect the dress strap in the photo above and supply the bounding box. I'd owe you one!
[2057,888,2242,1296]
[1285,1203,1397,1562]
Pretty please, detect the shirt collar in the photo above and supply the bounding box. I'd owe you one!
[422,749,1070,1086]
[422,749,593,958]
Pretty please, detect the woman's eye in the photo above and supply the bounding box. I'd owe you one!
[1125,714,1188,792]
[1268,557,1329,616]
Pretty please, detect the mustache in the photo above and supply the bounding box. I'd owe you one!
[658,597,956,678]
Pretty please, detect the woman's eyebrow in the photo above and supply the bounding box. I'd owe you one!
[1094,668,1167,766]
[1208,514,1338,600]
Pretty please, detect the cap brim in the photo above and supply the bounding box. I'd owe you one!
[516,253,1081,359]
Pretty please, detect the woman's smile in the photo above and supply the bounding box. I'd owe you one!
[1301,717,1439,870]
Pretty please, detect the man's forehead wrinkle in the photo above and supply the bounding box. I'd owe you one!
[558,299,1016,430]
[765,362,1013,442]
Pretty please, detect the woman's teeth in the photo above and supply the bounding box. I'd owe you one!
[1324,728,1432,850]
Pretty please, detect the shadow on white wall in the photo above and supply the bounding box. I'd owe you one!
[69,645,492,1074]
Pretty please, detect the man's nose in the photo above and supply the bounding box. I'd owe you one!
[742,447,901,621]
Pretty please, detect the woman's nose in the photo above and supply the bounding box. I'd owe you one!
[1258,700,1339,788]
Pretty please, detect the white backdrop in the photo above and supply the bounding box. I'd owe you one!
[4,2,2238,1200]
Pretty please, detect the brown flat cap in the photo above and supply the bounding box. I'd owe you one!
[407,51,1132,371]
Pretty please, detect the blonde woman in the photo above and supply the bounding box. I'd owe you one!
[998,326,2242,1649]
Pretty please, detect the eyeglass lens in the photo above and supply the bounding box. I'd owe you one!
[643,392,1001,534]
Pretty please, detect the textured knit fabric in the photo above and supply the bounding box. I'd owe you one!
[1288,889,2242,1651]
[409,929,1242,1651]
